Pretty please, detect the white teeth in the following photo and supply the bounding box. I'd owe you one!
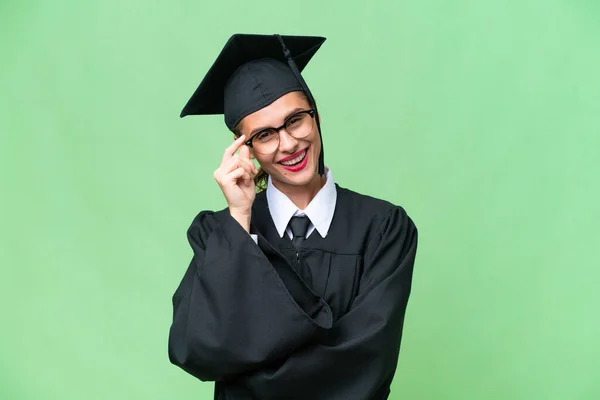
[280,150,307,166]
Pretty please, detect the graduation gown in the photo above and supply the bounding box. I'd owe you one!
[168,184,418,400]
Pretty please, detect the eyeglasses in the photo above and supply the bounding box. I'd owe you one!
[244,109,316,155]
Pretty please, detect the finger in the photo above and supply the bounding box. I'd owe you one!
[241,144,255,160]
[219,154,254,178]
[226,167,246,182]
[239,156,258,175]
[219,155,241,174]
[240,174,255,188]
[222,135,246,163]
[240,144,250,159]
[226,167,253,186]
[231,163,252,183]
[225,153,255,175]
[239,145,258,173]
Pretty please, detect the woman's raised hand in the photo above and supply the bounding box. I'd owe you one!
[213,135,258,232]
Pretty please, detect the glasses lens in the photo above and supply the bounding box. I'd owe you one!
[252,129,279,155]
[251,111,314,155]
[286,112,313,139]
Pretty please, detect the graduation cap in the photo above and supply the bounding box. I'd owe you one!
[180,33,327,176]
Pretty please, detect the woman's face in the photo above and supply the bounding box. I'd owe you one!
[237,91,321,190]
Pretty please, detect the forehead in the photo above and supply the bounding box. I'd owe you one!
[237,91,310,132]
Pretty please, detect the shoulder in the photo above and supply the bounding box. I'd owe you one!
[333,185,417,259]
[335,184,413,228]
[335,185,417,247]
[187,208,231,241]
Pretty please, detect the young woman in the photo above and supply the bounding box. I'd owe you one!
[168,34,418,400]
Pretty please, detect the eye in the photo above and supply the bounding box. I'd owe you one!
[256,130,275,142]
[287,116,303,127]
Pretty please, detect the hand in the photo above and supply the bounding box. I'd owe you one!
[213,135,258,232]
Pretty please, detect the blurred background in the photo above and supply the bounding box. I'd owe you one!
[1,0,599,398]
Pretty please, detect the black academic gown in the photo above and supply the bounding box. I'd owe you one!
[168,184,418,400]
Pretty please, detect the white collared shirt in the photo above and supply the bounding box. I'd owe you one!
[250,167,337,243]
[267,167,337,239]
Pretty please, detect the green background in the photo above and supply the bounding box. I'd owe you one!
[1,0,599,398]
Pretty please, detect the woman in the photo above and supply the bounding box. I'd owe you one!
[168,34,418,400]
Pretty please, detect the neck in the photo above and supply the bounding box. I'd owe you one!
[271,172,325,210]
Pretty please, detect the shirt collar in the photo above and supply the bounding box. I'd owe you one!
[266,167,337,238]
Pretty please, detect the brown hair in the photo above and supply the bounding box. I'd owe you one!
[253,167,269,192]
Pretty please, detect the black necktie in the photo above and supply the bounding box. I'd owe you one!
[288,216,311,253]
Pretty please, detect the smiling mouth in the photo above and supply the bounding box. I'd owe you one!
[279,148,308,166]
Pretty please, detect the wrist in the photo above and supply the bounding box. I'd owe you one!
[229,208,251,233]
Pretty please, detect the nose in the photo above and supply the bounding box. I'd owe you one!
[277,129,299,152]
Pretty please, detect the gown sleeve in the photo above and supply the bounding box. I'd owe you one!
[168,210,333,382]
[239,206,418,400]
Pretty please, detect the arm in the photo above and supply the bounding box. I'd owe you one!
[239,207,418,400]
[168,210,333,382]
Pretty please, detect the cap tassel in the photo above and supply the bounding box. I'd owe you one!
[275,34,325,177]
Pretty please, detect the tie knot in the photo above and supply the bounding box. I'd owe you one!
[288,216,311,238]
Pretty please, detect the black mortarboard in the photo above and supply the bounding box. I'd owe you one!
[180,33,327,176]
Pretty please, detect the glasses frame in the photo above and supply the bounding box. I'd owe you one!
[244,109,316,153]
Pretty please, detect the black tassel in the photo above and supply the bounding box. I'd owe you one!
[275,34,325,177]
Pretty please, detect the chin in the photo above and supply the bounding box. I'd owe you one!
[269,159,319,188]
[274,170,315,186]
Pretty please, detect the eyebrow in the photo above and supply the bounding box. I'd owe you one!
[247,107,306,137]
